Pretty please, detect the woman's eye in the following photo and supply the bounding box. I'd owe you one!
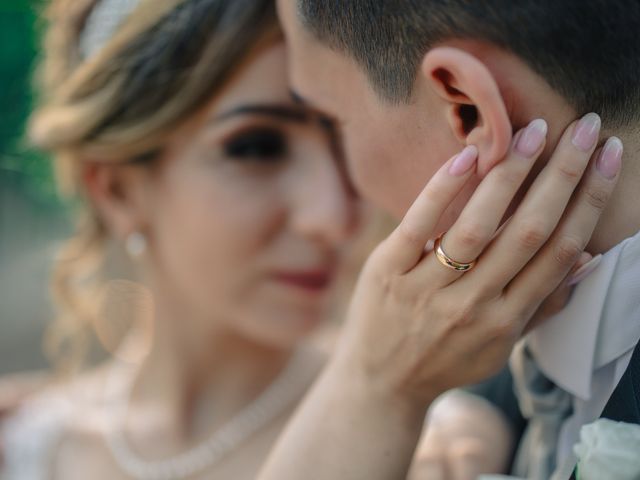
[223,129,287,162]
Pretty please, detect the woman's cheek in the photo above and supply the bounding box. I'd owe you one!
[151,155,286,303]
[190,194,282,286]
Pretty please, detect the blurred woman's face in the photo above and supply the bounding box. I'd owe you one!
[142,43,360,347]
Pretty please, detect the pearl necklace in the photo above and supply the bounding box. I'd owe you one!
[104,350,314,480]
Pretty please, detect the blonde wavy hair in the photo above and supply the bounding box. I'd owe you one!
[30,0,280,373]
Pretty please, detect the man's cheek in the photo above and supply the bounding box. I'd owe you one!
[344,141,380,192]
[348,162,398,216]
[357,173,418,220]
[342,133,428,217]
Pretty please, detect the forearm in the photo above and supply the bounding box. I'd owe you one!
[259,352,431,480]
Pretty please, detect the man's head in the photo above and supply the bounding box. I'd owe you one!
[277,0,640,227]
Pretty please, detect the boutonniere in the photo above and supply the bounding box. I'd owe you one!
[574,419,640,480]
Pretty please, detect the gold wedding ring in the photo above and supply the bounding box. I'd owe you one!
[434,233,477,272]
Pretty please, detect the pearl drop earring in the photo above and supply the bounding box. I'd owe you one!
[125,231,147,258]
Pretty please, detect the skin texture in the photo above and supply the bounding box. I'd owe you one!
[277,0,640,254]
[90,43,359,352]
[8,43,362,480]
[0,34,593,480]
[4,6,636,480]
[260,116,620,480]
[256,1,634,479]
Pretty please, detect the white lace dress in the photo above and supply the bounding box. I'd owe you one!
[1,394,74,480]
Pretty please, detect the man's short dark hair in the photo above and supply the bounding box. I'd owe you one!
[298,1,640,127]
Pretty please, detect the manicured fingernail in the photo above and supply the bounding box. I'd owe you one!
[568,254,602,286]
[515,119,548,157]
[449,145,478,176]
[572,113,601,151]
[596,137,623,179]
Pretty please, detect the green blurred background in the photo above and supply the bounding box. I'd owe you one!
[1,0,69,374]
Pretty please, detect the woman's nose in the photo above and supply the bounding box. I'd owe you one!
[290,161,360,246]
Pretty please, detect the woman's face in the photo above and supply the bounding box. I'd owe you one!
[140,43,360,348]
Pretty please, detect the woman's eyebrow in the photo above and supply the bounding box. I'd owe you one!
[289,89,335,126]
[289,89,308,106]
[213,104,311,124]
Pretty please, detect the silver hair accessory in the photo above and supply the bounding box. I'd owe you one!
[79,0,142,60]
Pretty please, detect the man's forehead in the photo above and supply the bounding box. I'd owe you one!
[276,0,302,40]
[282,42,339,114]
[275,0,291,24]
[276,0,375,122]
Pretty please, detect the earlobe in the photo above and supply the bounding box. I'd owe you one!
[421,46,512,176]
[82,161,145,239]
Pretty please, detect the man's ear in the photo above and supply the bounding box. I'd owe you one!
[421,46,512,176]
[82,161,149,239]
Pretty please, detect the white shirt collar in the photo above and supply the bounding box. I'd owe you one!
[527,229,640,400]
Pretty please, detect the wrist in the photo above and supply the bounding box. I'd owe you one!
[327,343,434,429]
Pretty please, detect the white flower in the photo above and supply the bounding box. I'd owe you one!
[574,419,640,480]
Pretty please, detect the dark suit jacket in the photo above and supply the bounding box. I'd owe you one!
[600,340,640,423]
[468,339,640,478]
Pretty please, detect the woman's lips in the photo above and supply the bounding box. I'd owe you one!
[272,270,334,293]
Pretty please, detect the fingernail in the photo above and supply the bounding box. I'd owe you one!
[449,145,478,176]
[572,113,601,151]
[568,254,602,286]
[515,119,548,157]
[596,137,623,180]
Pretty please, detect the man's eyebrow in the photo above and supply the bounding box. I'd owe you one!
[213,104,310,124]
